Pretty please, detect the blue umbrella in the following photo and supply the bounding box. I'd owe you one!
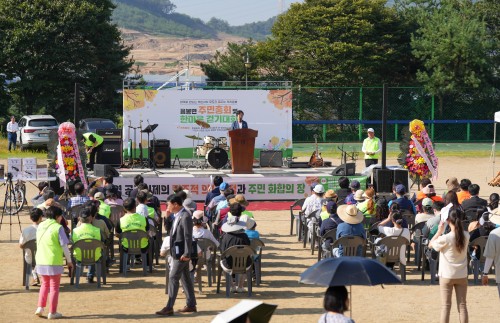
[299,256,402,286]
[299,257,402,318]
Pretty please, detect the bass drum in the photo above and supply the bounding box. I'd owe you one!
[205,147,229,169]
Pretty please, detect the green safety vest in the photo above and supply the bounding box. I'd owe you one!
[363,137,380,159]
[242,210,254,218]
[71,223,102,262]
[320,209,330,221]
[120,213,148,248]
[36,219,63,266]
[98,200,111,218]
[147,206,155,219]
[83,132,104,147]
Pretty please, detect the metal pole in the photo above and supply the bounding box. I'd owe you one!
[74,83,80,126]
[381,84,388,169]
[359,87,363,141]
[431,95,435,141]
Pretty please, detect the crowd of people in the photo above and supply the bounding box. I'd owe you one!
[301,175,500,323]
[20,174,261,319]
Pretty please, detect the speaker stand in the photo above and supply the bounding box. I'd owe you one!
[171,154,182,169]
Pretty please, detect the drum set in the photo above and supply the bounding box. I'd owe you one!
[185,120,230,169]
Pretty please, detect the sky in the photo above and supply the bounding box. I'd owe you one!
[172,0,304,26]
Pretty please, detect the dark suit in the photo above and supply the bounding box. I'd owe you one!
[231,120,248,130]
[166,208,196,309]
[461,196,488,221]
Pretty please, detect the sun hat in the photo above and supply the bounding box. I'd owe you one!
[422,197,433,207]
[232,194,249,206]
[395,184,406,195]
[192,210,208,223]
[422,184,435,195]
[367,128,375,133]
[219,182,229,190]
[488,208,500,225]
[337,204,364,224]
[183,198,196,211]
[313,184,325,194]
[94,192,105,200]
[446,177,459,191]
[221,216,247,233]
[324,189,337,199]
[354,190,365,201]
[240,214,256,230]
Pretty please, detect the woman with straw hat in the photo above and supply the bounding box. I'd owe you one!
[357,187,376,226]
[333,205,366,257]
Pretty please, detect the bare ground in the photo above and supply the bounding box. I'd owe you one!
[1,156,499,322]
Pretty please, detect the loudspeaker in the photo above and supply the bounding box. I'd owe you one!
[96,140,122,166]
[260,150,283,167]
[393,169,409,193]
[331,163,356,176]
[96,129,122,139]
[94,164,119,177]
[151,139,170,147]
[373,168,393,193]
[150,145,171,168]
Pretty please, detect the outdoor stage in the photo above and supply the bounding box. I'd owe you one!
[108,164,369,201]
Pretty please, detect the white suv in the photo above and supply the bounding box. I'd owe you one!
[16,115,59,150]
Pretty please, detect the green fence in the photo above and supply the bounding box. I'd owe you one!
[291,86,499,143]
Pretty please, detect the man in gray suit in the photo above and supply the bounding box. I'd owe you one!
[156,194,197,316]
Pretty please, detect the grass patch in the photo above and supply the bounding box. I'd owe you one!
[0,138,48,160]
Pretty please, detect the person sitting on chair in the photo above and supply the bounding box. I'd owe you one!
[81,132,104,171]
[19,208,43,286]
[72,206,102,283]
[231,110,248,130]
[115,198,149,253]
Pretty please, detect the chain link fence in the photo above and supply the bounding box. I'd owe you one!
[292,86,499,143]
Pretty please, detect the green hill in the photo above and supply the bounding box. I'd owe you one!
[112,0,273,39]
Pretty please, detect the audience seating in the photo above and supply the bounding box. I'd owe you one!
[375,236,409,282]
[217,245,255,298]
[317,229,337,261]
[421,241,439,284]
[250,238,265,286]
[410,222,426,270]
[67,204,85,230]
[195,238,218,293]
[119,230,152,276]
[331,236,367,257]
[289,198,305,236]
[468,235,489,284]
[70,239,107,288]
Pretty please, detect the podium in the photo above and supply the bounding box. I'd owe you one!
[228,128,258,174]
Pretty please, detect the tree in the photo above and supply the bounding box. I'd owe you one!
[408,0,496,100]
[201,41,257,84]
[256,0,416,87]
[0,0,133,121]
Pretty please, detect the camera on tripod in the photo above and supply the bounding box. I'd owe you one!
[6,172,13,181]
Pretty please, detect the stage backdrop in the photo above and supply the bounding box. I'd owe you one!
[123,89,293,159]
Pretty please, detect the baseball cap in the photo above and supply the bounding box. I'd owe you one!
[219,182,229,190]
[349,180,360,190]
[422,198,433,207]
[367,128,375,133]
[313,184,325,194]
[94,192,105,200]
[395,184,406,194]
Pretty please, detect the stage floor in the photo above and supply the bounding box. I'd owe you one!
[107,164,368,201]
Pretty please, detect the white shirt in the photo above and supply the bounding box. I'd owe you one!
[7,121,18,133]
[136,203,149,218]
[302,194,323,216]
[377,226,411,265]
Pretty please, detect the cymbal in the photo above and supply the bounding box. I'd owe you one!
[195,120,210,128]
[185,135,202,140]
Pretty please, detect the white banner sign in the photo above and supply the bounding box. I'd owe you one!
[123,89,293,157]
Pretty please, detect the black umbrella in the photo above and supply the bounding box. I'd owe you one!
[299,256,402,318]
[299,256,402,286]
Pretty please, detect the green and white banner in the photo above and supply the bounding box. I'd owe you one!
[123,89,293,158]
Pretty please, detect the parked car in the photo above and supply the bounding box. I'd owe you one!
[16,115,59,150]
[78,118,117,133]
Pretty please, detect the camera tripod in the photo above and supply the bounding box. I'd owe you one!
[0,174,25,240]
